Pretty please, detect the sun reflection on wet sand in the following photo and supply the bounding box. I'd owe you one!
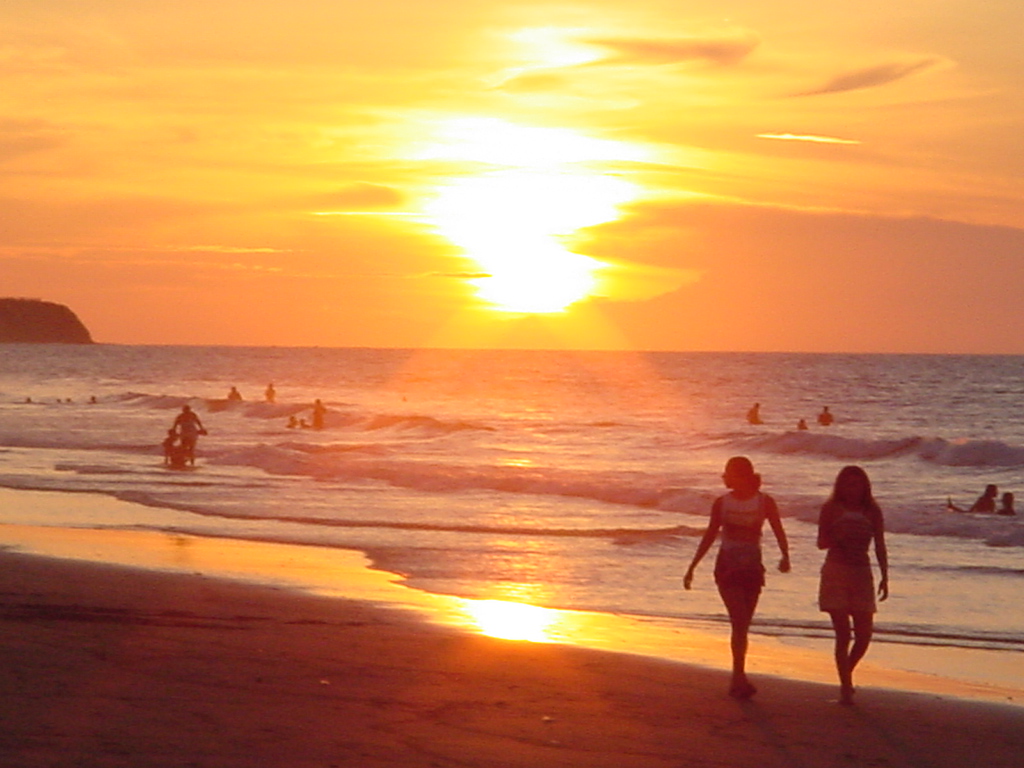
[461,599,561,641]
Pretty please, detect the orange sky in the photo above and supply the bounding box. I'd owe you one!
[1,1,1022,352]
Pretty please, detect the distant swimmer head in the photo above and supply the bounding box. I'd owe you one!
[722,456,761,493]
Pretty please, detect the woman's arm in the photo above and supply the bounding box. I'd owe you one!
[765,495,791,572]
[684,500,723,589]
[873,508,889,601]
[817,502,837,550]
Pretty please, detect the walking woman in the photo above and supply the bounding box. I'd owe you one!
[818,465,888,705]
[684,456,791,698]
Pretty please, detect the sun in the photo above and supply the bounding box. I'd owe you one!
[419,118,648,314]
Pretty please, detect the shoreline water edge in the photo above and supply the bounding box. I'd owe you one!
[1,487,1021,707]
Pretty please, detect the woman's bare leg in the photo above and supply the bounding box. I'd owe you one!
[848,611,874,676]
[828,611,855,704]
[719,582,760,697]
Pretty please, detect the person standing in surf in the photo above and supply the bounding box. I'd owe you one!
[684,456,791,699]
[172,404,206,466]
[817,465,888,705]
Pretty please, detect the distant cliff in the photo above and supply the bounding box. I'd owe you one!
[0,298,94,344]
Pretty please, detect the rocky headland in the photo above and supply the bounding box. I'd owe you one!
[0,298,94,343]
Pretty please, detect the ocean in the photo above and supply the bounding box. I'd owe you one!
[0,345,1021,690]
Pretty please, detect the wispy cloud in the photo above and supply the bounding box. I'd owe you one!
[311,211,421,217]
[757,133,861,145]
[302,183,407,211]
[429,271,491,279]
[582,32,760,67]
[179,245,290,254]
[794,58,940,97]
[0,118,66,161]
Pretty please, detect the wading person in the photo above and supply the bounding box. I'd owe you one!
[684,456,791,699]
[172,404,206,466]
[818,465,888,705]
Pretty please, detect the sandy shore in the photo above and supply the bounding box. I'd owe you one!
[2,543,1024,767]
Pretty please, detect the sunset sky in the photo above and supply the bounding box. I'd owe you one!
[1,1,1022,352]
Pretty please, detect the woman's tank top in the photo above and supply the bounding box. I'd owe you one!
[715,492,767,574]
[721,492,766,543]
[825,504,874,567]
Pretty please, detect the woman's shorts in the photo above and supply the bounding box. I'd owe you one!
[715,566,765,595]
[819,560,875,614]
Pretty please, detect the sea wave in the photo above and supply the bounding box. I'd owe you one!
[101,488,699,540]
[738,431,1024,468]
[748,617,1024,652]
[208,444,682,508]
[121,390,494,438]
[914,564,1024,578]
[201,443,1023,546]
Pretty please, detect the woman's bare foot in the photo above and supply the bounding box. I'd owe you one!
[729,679,758,699]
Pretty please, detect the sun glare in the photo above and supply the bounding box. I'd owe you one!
[420,118,648,314]
[508,26,606,69]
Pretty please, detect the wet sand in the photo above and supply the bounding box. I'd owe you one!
[2,533,1024,767]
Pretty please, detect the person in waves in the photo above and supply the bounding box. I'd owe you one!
[817,465,889,705]
[311,398,327,430]
[746,403,763,425]
[817,406,834,426]
[162,429,187,469]
[997,492,1016,516]
[684,456,791,699]
[946,484,997,513]
[172,405,207,466]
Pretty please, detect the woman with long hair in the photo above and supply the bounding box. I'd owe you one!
[818,465,889,705]
[684,456,791,698]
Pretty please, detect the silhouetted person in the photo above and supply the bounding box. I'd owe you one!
[818,465,888,705]
[311,399,327,430]
[265,383,276,403]
[817,406,834,426]
[947,484,998,513]
[287,415,298,429]
[227,386,243,402]
[162,430,188,469]
[162,429,179,466]
[684,456,790,699]
[797,418,808,430]
[172,405,206,466]
[997,492,1016,516]
[746,403,763,425]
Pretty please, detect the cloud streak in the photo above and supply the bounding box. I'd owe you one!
[794,58,940,97]
[583,32,760,67]
[758,133,860,145]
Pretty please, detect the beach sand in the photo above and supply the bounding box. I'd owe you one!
[2,534,1024,767]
